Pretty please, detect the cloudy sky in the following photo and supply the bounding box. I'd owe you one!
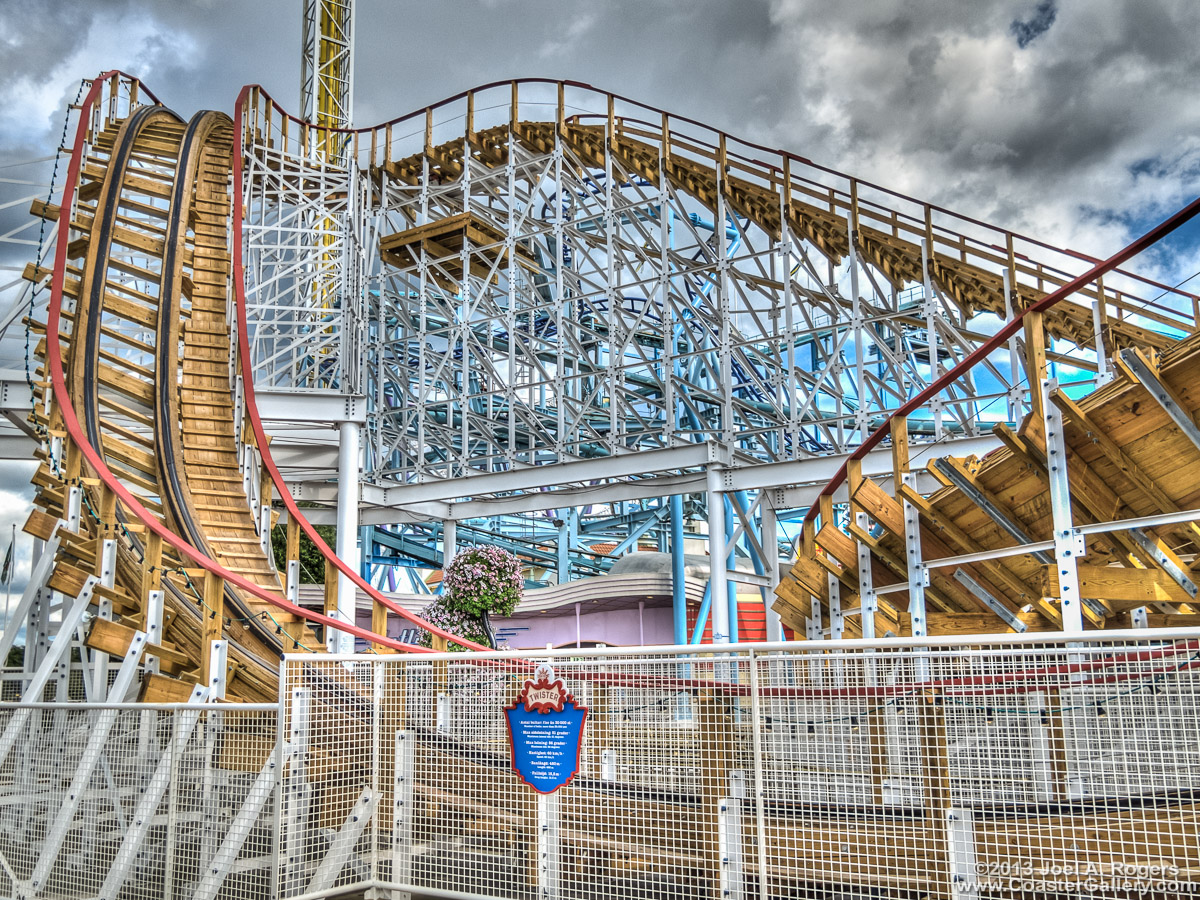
[0,0,1198,604]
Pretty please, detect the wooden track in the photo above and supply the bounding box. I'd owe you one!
[775,334,1200,636]
[26,107,322,701]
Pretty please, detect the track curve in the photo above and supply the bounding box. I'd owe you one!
[30,73,487,702]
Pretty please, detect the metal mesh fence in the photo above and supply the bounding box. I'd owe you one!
[0,703,279,900]
[3,633,1200,900]
[285,632,1200,900]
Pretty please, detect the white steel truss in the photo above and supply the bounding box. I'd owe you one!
[238,82,1194,514]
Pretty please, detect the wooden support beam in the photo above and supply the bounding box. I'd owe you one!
[998,420,1193,612]
[200,570,225,686]
[851,477,905,538]
[847,479,960,614]
[1050,388,1200,544]
[898,483,1061,625]
[891,416,909,493]
[1023,310,1048,421]
[934,456,1046,555]
[286,515,300,570]
[141,531,162,605]
[23,509,60,541]
[917,692,952,899]
[323,558,338,619]
[925,611,1056,635]
[994,422,1129,562]
[139,672,200,703]
[371,602,390,654]
[1041,564,1176,611]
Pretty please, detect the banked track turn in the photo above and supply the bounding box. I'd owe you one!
[25,74,483,704]
[20,72,1200,702]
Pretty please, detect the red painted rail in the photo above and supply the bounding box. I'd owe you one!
[801,194,1200,528]
[44,72,483,654]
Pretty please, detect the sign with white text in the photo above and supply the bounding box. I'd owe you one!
[504,664,587,793]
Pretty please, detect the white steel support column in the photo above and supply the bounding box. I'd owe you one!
[707,465,729,645]
[442,519,457,569]
[1002,270,1023,422]
[760,499,783,642]
[846,212,867,439]
[921,239,944,439]
[827,573,843,640]
[1043,378,1085,634]
[855,511,877,640]
[901,472,927,638]
[335,419,360,653]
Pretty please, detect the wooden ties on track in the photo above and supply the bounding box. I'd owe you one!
[377,121,1171,356]
[25,107,320,701]
[775,336,1200,637]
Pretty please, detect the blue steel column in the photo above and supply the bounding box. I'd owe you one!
[556,513,570,584]
[670,494,686,645]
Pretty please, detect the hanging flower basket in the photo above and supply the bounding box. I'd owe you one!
[420,546,523,650]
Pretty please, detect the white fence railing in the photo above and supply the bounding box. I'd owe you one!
[0,702,279,900]
[4,631,1200,900]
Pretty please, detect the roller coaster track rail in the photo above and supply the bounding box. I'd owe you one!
[41,71,487,677]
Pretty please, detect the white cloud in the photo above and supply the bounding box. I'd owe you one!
[759,0,1200,282]
[0,463,37,597]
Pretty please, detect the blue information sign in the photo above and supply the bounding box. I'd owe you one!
[504,665,588,794]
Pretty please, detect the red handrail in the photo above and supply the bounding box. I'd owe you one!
[801,194,1200,527]
[43,72,479,654]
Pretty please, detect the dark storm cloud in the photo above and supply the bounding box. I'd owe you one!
[762,0,1200,266]
[1,0,1199,278]
[1011,1,1057,49]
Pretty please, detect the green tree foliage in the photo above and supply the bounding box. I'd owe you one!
[270,520,337,584]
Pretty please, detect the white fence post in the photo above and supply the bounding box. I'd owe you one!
[391,729,414,899]
[537,791,561,900]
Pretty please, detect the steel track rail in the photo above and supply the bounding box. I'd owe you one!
[44,74,482,673]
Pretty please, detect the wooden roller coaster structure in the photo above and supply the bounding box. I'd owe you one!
[16,70,1200,705]
[7,68,1200,900]
[20,73,484,706]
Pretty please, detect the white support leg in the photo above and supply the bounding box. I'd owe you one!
[143,590,165,676]
[0,577,96,770]
[718,784,744,900]
[28,630,148,894]
[946,807,979,899]
[760,500,783,642]
[536,791,560,900]
[391,729,414,895]
[0,529,63,665]
[1027,693,1056,803]
[66,484,81,533]
[442,519,457,569]
[855,512,877,640]
[304,789,380,896]
[1043,378,1085,634]
[707,466,729,646]
[190,743,295,900]
[282,688,312,897]
[207,640,228,700]
[97,685,209,900]
[827,573,843,640]
[93,537,117,701]
[334,420,361,654]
